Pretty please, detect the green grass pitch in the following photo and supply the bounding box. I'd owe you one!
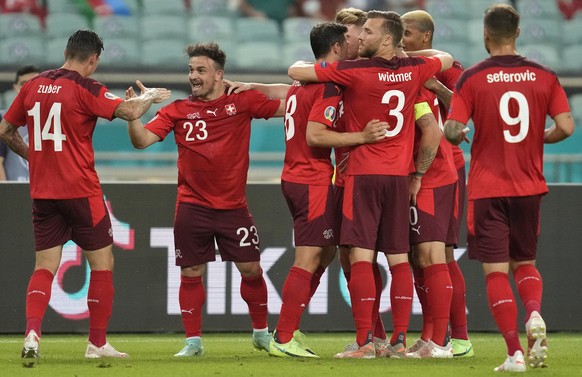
[1,333,581,376]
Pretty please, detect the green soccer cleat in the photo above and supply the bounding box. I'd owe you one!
[269,335,319,358]
[252,330,271,352]
[451,338,475,357]
[292,330,316,355]
[174,337,204,357]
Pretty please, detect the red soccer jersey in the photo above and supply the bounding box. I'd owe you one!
[4,69,123,199]
[315,56,442,176]
[436,60,465,169]
[448,55,570,200]
[332,99,349,187]
[281,81,341,185]
[414,88,457,189]
[144,90,280,209]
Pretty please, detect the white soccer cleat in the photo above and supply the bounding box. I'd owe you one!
[526,311,548,368]
[494,350,526,372]
[174,338,204,357]
[21,330,40,366]
[85,342,129,359]
[405,340,453,359]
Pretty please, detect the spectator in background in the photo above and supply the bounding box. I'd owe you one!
[0,0,46,23]
[238,0,299,24]
[558,0,582,19]
[0,64,40,181]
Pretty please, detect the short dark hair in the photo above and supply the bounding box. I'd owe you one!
[484,4,520,41]
[310,22,348,59]
[185,42,227,70]
[65,29,104,62]
[14,64,40,84]
[367,10,404,47]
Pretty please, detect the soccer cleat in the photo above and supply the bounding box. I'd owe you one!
[293,330,316,355]
[404,338,429,358]
[334,342,375,359]
[269,336,319,358]
[344,336,387,354]
[406,340,453,359]
[526,311,548,368]
[252,330,271,352]
[494,350,526,372]
[21,330,40,366]
[451,338,475,357]
[377,342,406,358]
[85,342,129,359]
[174,337,204,357]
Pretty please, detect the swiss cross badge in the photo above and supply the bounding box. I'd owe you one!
[225,103,237,116]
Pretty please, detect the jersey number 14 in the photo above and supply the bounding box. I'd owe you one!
[28,102,67,152]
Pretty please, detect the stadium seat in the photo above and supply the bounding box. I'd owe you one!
[518,19,563,45]
[467,0,510,15]
[517,0,562,20]
[0,37,45,66]
[46,0,83,14]
[141,0,190,15]
[518,44,561,71]
[191,0,230,16]
[568,94,582,124]
[282,17,319,43]
[235,18,281,43]
[425,0,471,19]
[100,38,141,67]
[433,41,470,67]
[94,15,141,39]
[235,41,283,71]
[188,16,235,45]
[467,45,489,67]
[45,38,67,66]
[45,13,91,39]
[433,19,468,44]
[561,45,582,72]
[2,89,17,109]
[282,42,314,68]
[562,18,582,46]
[142,39,188,69]
[0,14,43,39]
[140,15,187,43]
[466,18,484,44]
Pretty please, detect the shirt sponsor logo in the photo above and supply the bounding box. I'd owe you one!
[225,103,237,116]
[104,91,119,100]
[486,70,537,83]
[324,106,336,122]
[377,71,413,82]
[187,112,201,119]
[206,108,218,116]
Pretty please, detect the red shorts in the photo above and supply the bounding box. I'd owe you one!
[173,202,261,267]
[281,180,337,247]
[32,196,113,251]
[452,166,466,246]
[341,175,409,254]
[467,195,542,263]
[333,184,344,245]
[410,182,456,245]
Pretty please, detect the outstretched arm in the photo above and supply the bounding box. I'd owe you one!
[407,49,453,72]
[306,119,388,148]
[114,80,172,121]
[424,78,453,109]
[224,79,290,99]
[288,61,319,82]
[125,86,161,149]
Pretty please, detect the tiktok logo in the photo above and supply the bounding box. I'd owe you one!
[49,197,135,319]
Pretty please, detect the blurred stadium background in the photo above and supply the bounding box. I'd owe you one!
[0,0,580,182]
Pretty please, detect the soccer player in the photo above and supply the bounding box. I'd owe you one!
[125,42,284,357]
[0,29,171,364]
[0,65,40,181]
[401,9,474,358]
[288,10,453,358]
[444,4,574,372]
[268,22,388,358]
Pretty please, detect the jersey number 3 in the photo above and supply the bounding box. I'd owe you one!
[28,102,66,152]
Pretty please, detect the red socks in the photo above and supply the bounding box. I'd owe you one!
[424,264,453,346]
[486,272,523,355]
[179,275,205,338]
[412,266,432,341]
[25,269,54,337]
[275,267,312,343]
[513,264,542,321]
[309,265,326,300]
[240,271,269,330]
[349,261,375,346]
[371,263,387,339]
[389,262,413,346]
[88,270,114,347]
[448,260,469,340]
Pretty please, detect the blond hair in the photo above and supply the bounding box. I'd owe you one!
[402,10,435,43]
[335,7,367,27]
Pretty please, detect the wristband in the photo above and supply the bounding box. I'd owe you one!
[413,171,425,178]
